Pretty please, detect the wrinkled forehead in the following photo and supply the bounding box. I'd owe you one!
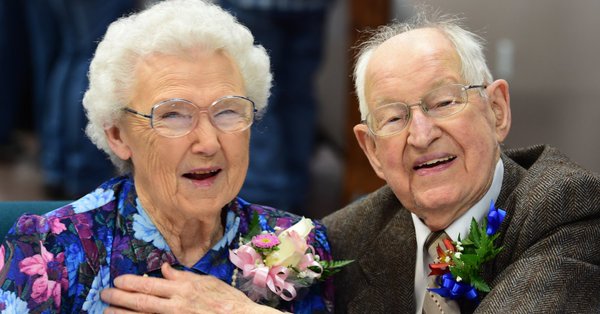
[365,28,462,103]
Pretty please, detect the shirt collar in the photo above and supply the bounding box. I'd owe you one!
[120,183,242,281]
[411,158,504,245]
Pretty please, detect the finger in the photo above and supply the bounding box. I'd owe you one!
[113,274,180,297]
[101,287,171,313]
[160,263,177,280]
[103,305,148,314]
[161,263,216,286]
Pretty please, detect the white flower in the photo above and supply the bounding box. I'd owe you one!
[456,276,463,282]
[443,256,451,263]
[132,199,168,250]
[82,266,110,313]
[265,217,314,267]
[71,188,115,213]
[0,290,29,313]
[455,252,462,259]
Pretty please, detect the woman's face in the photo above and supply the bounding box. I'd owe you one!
[109,49,250,218]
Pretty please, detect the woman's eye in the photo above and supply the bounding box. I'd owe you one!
[215,109,238,117]
[161,111,183,119]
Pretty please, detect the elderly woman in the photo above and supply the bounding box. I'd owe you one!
[0,1,333,313]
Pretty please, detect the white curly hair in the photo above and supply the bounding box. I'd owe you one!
[354,11,493,121]
[83,0,272,173]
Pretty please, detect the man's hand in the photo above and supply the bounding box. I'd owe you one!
[101,263,282,314]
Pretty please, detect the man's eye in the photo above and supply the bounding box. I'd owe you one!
[382,115,406,126]
[430,98,460,110]
[437,100,456,108]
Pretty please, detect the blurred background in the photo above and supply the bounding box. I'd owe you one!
[1,0,599,219]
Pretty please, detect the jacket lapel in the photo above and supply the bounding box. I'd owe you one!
[348,206,417,313]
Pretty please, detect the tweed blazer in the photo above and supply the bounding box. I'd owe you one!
[323,145,600,313]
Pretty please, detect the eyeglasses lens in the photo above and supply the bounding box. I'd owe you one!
[152,97,254,137]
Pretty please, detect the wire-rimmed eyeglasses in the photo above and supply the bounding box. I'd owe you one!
[123,95,256,138]
[362,84,487,137]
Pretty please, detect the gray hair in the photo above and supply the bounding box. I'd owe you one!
[354,12,493,120]
[83,0,272,172]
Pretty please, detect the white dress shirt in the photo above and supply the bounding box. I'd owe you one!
[411,159,504,313]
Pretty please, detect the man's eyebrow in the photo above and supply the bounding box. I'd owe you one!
[373,97,404,107]
[429,78,459,89]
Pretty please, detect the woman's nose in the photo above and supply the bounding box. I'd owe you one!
[189,114,221,156]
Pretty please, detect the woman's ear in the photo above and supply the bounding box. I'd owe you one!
[487,79,512,142]
[105,125,132,161]
[354,123,386,180]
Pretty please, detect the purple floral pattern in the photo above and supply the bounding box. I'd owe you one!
[0,176,333,313]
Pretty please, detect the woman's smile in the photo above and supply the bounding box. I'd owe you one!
[183,168,222,187]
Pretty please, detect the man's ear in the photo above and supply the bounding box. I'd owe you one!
[354,123,386,180]
[487,79,511,142]
[105,125,132,161]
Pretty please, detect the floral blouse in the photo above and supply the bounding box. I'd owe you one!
[0,176,333,313]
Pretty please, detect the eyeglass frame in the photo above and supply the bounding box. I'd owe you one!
[361,84,488,137]
[122,95,257,138]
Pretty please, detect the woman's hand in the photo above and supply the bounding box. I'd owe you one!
[101,263,282,314]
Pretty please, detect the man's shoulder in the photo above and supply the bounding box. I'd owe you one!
[322,185,409,253]
[503,144,600,201]
[324,185,399,227]
[479,145,600,313]
[499,144,600,248]
[505,144,596,176]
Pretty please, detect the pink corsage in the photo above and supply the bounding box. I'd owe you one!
[229,216,351,304]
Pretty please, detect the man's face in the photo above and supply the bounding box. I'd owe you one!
[354,28,511,230]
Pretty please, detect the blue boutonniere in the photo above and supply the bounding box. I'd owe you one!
[428,200,507,301]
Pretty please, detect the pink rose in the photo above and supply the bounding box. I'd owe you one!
[0,245,5,272]
[49,217,66,235]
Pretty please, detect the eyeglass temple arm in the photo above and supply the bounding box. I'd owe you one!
[464,84,487,90]
[123,107,152,119]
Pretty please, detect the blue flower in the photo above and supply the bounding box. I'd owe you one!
[82,265,110,313]
[0,290,30,313]
[65,242,84,296]
[212,212,239,251]
[486,200,506,235]
[132,199,168,250]
[72,188,115,214]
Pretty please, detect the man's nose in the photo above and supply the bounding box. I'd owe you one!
[405,105,441,148]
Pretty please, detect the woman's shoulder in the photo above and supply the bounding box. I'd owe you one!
[237,198,326,230]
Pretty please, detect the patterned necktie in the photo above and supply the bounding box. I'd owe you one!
[422,231,461,314]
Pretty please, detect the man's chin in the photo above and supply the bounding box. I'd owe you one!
[412,197,464,227]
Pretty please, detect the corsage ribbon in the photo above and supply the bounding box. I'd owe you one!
[486,200,506,235]
[229,246,297,301]
[429,273,478,301]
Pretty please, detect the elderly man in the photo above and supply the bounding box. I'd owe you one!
[322,13,600,313]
